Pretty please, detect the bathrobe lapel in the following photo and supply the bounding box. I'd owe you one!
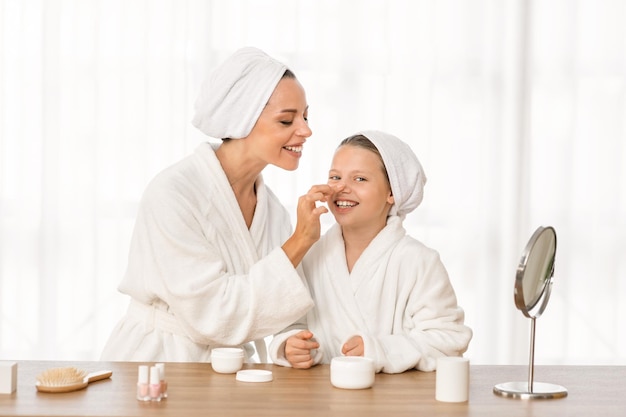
[349,217,406,293]
[315,219,406,336]
[197,144,261,268]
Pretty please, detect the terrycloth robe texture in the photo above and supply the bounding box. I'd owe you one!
[101,142,313,362]
[269,216,472,373]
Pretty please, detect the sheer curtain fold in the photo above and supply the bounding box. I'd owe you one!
[1,0,624,364]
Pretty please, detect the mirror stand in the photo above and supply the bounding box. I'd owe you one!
[494,317,567,399]
[493,226,567,400]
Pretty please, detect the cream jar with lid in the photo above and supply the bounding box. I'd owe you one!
[330,356,375,389]
[211,347,245,374]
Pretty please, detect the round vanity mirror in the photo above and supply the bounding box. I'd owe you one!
[514,226,556,318]
[493,226,567,400]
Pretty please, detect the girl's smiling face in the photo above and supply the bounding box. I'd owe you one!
[327,145,394,230]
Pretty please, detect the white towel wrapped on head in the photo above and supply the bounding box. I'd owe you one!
[192,47,288,139]
[357,130,427,219]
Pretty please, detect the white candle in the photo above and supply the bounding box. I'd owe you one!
[435,357,470,402]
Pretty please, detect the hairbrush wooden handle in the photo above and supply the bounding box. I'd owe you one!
[86,370,113,383]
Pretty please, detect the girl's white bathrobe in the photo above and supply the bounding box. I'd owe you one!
[101,142,313,362]
[270,216,472,373]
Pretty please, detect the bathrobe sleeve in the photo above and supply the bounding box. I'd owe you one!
[357,239,472,373]
[268,268,325,367]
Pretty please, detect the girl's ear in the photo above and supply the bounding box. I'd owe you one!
[387,193,395,205]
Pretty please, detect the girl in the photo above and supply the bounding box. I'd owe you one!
[269,131,472,373]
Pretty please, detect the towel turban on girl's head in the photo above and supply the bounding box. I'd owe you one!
[192,47,288,139]
[357,130,427,219]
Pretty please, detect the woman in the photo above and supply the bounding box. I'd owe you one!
[101,47,335,362]
[269,131,472,373]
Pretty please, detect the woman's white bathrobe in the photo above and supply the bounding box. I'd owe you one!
[101,142,313,362]
[269,216,472,373]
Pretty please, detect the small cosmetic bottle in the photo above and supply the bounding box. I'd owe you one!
[136,365,150,401]
[149,366,162,402]
[155,363,168,398]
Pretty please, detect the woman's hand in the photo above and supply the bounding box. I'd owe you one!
[285,330,320,369]
[282,183,342,267]
[294,184,337,243]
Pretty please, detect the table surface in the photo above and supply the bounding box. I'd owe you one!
[0,361,624,417]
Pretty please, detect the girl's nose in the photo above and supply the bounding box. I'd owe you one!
[327,181,348,194]
[336,180,349,192]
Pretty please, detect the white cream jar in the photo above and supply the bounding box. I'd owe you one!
[330,356,375,389]
[211,347,245,374]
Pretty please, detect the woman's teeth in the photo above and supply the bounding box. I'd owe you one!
[284,145,303,153]
[336,200,357,207]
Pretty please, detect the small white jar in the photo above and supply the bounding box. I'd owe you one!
[330,356,375,389]
[211,347,245,374]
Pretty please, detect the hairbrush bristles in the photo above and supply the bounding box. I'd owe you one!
[35,367,112,393]
[37,367,87,386]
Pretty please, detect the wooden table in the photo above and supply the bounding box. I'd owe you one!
[0,361,624,416]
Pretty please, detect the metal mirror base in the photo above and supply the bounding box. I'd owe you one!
[493,381,568,399]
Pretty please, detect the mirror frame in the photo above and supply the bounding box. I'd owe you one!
[513,225,556,319]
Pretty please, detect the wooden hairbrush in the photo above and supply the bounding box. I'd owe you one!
[35,367,112,393]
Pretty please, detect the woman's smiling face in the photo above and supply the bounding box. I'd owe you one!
[327,145,394,229]
[245,76,311,172]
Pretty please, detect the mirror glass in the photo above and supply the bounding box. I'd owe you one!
[514,226,556,318]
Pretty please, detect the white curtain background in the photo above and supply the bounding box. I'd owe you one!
[1,0,624,365]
